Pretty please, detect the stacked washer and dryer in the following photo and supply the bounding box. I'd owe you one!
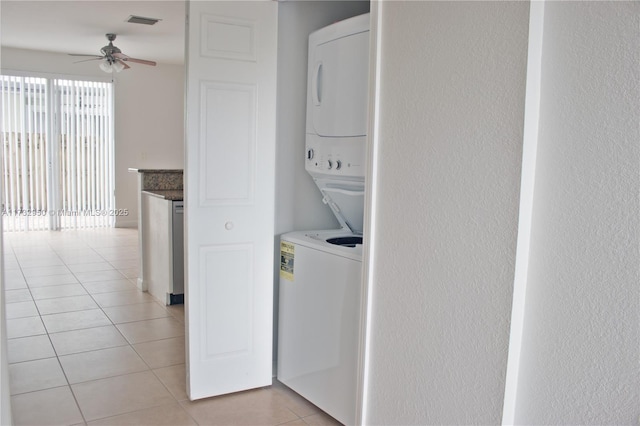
[277,13,370,426]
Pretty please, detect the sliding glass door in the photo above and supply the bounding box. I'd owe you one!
[0,75,114,231]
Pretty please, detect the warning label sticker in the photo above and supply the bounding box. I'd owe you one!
[280,241,295,281]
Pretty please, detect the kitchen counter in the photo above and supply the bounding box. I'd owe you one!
[128,168,183,173]
[128,168,183,193]
[129,168,184,293]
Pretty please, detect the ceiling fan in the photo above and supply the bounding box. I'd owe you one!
[69,33,157,73]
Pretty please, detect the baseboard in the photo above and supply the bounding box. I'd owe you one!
[115,218,138,228]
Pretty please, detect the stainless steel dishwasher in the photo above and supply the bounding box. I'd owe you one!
[170,200,185,304]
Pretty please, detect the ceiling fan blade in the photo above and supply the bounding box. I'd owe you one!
[123,57,157,66]
[73,57,105,64]
[112,53,156,66]
[69,54,102,58]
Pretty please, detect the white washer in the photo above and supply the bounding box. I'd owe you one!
[278,230,362,425]
[277,177,364,425]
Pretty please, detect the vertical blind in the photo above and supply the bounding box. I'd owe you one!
[0,75,114,231]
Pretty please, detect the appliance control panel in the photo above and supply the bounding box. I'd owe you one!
[305,134,366,179]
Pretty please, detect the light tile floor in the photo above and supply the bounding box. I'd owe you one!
[3,228,339,426]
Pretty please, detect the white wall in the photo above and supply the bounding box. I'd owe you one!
[112,63,184,227]
[0,47,185,228]
[513,2,640,424]
[364,2,529,424]
[364,1,639,424]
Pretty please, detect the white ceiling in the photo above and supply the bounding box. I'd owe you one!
[1,0,186,65]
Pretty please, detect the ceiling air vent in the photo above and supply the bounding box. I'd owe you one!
[126,15,161,25]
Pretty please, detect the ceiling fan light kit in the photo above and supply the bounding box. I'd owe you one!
[69,33,157,73]
[99,59,125,73]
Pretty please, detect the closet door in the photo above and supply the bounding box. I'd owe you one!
[184,0,278,399]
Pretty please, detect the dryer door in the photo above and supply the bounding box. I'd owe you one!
[319,184,365,234]
[310,30,370,138]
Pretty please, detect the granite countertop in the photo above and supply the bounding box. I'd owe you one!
[142,190,184,201]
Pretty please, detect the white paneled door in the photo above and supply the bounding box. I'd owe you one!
[184,1,278,399]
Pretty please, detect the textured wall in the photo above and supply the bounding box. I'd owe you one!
[364,2,529,424]
[514,2,640,424]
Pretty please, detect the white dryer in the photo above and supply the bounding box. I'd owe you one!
[277,13,370,426]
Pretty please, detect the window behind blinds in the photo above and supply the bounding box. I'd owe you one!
[0,76,114,231]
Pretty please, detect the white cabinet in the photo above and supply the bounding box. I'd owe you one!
[141,192,184,305]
